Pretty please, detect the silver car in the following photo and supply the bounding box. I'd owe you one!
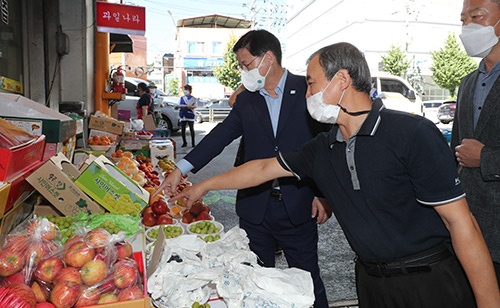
[115,77,181,132]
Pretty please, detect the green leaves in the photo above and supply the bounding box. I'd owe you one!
[430,34,478,98]
[213,34,241,91]
[381,45,411,77]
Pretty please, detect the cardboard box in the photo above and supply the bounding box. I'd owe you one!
[119,139,150,152]
[75,156,149,214]
[88,115,124,135]
[149,139,174,169]
[0,160,43,216]
[0,93,77,143]
[0,135,46,182]
[43,135,77,162]
[0,191,37,245]
[26,153,104,216]
[0,183,10,220]
[122,131,136,140]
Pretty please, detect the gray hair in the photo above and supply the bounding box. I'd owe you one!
[307,42,372,94]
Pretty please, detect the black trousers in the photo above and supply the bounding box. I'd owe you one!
[180,120,195,146]
[355,250,476,308]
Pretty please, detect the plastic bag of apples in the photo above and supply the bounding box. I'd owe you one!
[0,218,144,308]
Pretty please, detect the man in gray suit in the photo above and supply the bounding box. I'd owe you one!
[454,0,500,286]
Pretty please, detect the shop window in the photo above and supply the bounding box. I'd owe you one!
[0,0,23,94]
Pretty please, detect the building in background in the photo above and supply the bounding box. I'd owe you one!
[170,14,251,99]
[284,0,465,100]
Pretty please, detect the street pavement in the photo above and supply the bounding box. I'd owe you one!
[167,122,359,307]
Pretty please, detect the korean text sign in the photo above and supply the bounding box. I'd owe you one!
[96,1,145,35]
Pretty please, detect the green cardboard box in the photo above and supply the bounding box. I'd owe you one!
[74,156,149,215]
[0,93,77,142]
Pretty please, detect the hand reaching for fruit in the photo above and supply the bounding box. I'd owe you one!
[169,183,209,209]
[152,168,183,199]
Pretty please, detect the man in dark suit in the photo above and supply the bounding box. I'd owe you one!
[454,0,500,287]
[155,30,330,307]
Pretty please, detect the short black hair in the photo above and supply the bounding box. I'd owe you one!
[233,29,282,65]
[184,84,192,92]
[137,82,149,93]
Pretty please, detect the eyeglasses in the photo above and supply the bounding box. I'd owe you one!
[237,56,258,72]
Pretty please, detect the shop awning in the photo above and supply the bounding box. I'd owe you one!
[110,33,133,53]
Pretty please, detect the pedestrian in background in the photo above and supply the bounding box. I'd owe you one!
[155,29,330,308]
[179,84,197,147]
[172,42,500,308]
[136,82,153,120]
[454,0,500,287]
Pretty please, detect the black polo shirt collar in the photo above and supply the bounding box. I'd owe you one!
[327,98,385,145]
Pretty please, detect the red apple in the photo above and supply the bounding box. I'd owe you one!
[113,260,139,289]
[36,303,56,308]
[3,271,27,285]
[26,219,58,241]
[3,234,28,253]
[63,242,95,268]
[196,211,212,221]
[0,249,26,277]
[0,283,37,307]
[156,214,173,225]
[84,228,111,249]
[54,267,82,285]
[50,281,80,308]
[80,259,108,286]
[63,235,83,252]
[117,285,143,301]
[31,281,49,303]
[98,275,116,293]
[141,205,153,216]
[189,201,205,216]
[74,286,100,307]
[98,292,118,304]
[151,199,168,215]
[141,212,157,227]
[26,242,57,266]
[34,257,64,283]
[115,242,133,260]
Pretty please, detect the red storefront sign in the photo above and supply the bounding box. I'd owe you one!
[96,1,145,36]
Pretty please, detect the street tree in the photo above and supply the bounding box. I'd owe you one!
[166,77,179,96]
[381,45,411,77]
[430,33,477,98]
[213,34,241,91]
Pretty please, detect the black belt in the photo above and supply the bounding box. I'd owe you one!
[270,189,282,201]
[357,245,452,278]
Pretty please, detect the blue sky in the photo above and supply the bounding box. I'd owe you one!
[121,0,250,60]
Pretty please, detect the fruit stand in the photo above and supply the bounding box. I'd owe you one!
[0,112,315,308]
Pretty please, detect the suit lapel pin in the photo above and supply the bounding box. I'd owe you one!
[290,90,296,95]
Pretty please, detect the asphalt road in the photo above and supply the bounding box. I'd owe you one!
[168,121,358,306]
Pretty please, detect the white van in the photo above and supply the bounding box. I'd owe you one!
[371,74,423,116]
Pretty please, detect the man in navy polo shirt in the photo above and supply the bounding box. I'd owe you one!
[172,42,500,307]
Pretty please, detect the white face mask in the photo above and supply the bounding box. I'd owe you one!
[306,75,346,124]
[183,90,190,96]
[460,20,500,58]
[240,56,271,92]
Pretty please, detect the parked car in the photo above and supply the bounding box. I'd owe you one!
[371,74,423,115]
[422,100,446,123]
[195,98,231,123]
[437,101,456,124]
[115,77,181,132]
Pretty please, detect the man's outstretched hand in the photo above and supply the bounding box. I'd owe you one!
[152,168,183,199]
[168,182,209,208]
